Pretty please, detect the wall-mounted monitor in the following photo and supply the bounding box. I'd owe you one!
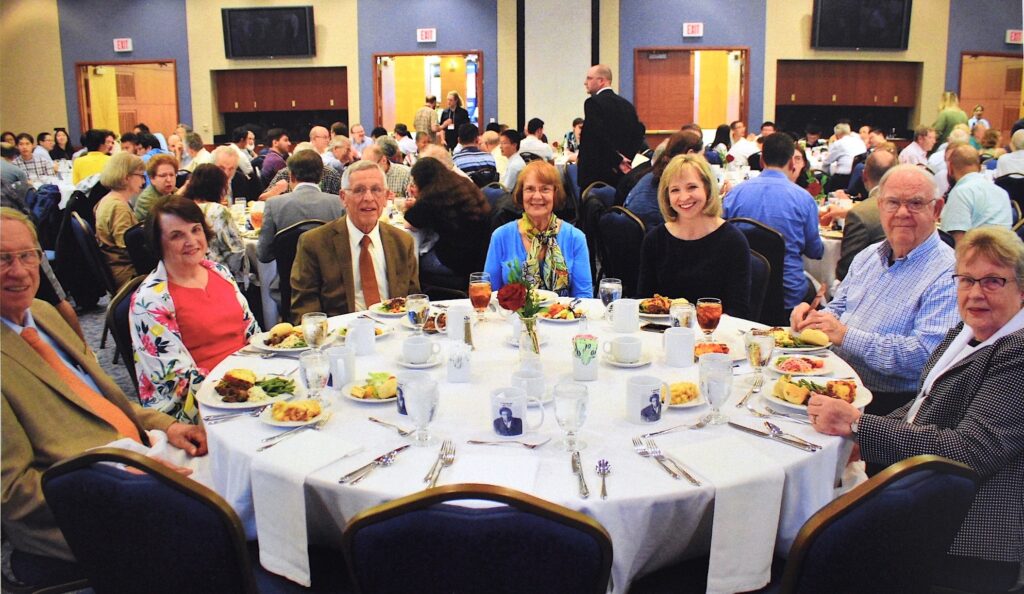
[222,7,316,59]
[811,0,912,51]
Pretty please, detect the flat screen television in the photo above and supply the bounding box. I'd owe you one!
[222,7,316,59]
[811,0,912,50]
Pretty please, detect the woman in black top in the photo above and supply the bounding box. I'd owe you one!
[439,91,470,151]
[404,157,492,287]
[49,128,76,161]
[637,154,751,318]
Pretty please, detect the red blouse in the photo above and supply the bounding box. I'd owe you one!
[168,272,248,373]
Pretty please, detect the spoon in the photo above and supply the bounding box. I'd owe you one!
[350,452,396,485]
[596,459,611,499]
[765,421,821,450]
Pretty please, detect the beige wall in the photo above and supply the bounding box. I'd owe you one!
[599,0,619,84]
[764,0,950,127]
[184,0,360,139]
[497,0,517,126]
[0,0,68,135]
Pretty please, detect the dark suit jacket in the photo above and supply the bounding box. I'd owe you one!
[256,185,344,262]
[290,216,420,321]
[858,323,1024,563]
[493,417,523,436]
[578,88,645,190]
[1,301,175,560]
[836,194,884,281]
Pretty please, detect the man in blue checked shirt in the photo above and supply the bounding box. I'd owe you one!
[792,165,960,416]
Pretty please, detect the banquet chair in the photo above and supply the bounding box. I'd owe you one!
[421,285,468,301]
[728,218,787,325]
[40,447,314,594]
[778,455,978,594]
[53,193,106,311]
[69,212,119,347]
[124,221,158,275]
[581,181,617,209]
[748,250,770,321]
[1010,199,1021,227]
[994,173,1024,215]
[104,274,145,396]
[176,169,191,189]
[271,219,326,324]
[342,483,613,594]
[597,206,646,297]
[481,181,508,209]
[579,192,610,288]
[557,163,581,223]
[467,165,499,188]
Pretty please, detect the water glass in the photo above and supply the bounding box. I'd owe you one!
[553,382,589,451]
[301,312,329,350]
[699,352,733,425]
[404,377,440,446]
[599,278,623,310]
[744,334,775,386]
[299,349,330,400]
[406,293,430,333]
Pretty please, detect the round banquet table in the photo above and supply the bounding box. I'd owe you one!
[804,228,843,298]
[202,299,865,592]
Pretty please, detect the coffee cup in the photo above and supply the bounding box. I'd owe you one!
[446,303,474,341]
[626,375,669,424]
[603,335,642,364]
[325,345,355,387]
[510,368,545,400]
[402,335,440,364]
[663,327,695,368]
[607,298,640,333]
[489,387,544,437]
[395,370,432,416]
[346,318,376,355]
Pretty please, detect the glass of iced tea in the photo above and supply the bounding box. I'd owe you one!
[468,272,492,321]
[249,210,263,230]
[695,298,723,341]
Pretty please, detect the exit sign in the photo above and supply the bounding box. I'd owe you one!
[113,38,133,52]
[683,22,704,38]
[416,28,437,43]
[1007,29,1023,44]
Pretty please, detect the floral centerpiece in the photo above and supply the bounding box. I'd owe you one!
[496,259,542,358]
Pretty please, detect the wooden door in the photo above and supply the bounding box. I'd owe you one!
[635,50,694,135]
[76,61,178,136]
[959,54,1022,141]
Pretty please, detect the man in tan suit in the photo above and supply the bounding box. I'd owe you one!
[290,160,419,320]
[0,208,207,584]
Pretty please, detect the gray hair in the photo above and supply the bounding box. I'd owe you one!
[185,132,204,151]
[342,160,385,190]
[1011,129,1024,152]
[292,141,315,154]
[956,226,1024,288]
[834,122,851,137]
[876,163,938,200]
[330,135,351,151]
[210,145,238,165]
[376,136,400,159]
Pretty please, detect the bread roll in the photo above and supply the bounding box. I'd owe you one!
[798,328,829,346]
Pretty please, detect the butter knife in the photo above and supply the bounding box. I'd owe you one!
[571,451,590,499]
[727,422,820,452]
[339,445,411,483]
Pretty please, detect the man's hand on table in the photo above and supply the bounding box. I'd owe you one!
[798,310,847,345]
[808,393,861,437]
[167,422,208,456]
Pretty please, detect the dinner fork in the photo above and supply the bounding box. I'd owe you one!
[424,439,451,483]
[466,438,551,449]
[632,437,680,479]
[646,439,701,486]
[736,374,764,408]
[369,416,413,436]
[429,441,456,488]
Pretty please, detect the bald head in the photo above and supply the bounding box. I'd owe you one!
[585,64,613,95]
[948,144,981,180]
[309,126,330,152]
[361,144,383,163]
[863,149,897,190]
[481,130,500,151]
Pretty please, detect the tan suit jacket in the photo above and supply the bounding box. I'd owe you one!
[1,300,175,561]
[290,216,420,322]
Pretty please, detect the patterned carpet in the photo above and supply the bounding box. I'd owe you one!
[78,297,139,401]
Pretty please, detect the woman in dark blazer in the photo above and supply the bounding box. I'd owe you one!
[810,226,1024,593]
[439,91,470,151]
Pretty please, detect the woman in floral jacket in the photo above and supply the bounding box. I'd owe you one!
[130,196,258,423]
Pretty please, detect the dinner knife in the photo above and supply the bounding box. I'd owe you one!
[571,451,590,499]
[727,422,821,452]
[339,445,411,484]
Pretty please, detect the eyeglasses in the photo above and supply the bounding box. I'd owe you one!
[952,274,1011,292]
[523,185,555,196]
[879,197,935,213]
[0,249,43,270]
[349,186,387,198]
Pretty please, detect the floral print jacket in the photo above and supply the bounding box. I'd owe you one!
[130,259,259,423]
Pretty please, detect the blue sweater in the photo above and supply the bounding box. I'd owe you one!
[484,220,593,298]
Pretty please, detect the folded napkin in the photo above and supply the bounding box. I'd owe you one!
[665,436,785,594]
[444,452,540,494]
[250,431,360,586]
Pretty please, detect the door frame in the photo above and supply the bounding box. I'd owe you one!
[957,50,1021,95]
[75,59,179,134]
[633,46,749,135]
[372,51,485,129]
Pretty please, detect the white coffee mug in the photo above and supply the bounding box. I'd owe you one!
[603,335,642,364]
[446,303,474,341]
[607,297,640,332]
[402,335,440,364]
[396,370,432,416]
[346,318,376,355]
[626,375,669,424]
[325,345,355,388]
[489,387,544,437]
[663,327,695,368]
[510,368,545,400]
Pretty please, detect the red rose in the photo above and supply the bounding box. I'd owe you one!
[497,283,527,312]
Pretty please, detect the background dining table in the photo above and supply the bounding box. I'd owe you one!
[201,299,867,593]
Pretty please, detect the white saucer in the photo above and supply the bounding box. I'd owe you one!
[396,353,443,369]
[602,352,653,368]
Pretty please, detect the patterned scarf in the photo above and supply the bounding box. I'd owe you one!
[518,213,569,293]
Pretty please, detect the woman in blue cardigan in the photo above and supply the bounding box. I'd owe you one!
[484,160,593,298]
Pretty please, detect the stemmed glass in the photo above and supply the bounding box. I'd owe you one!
[599,278,623,316]
[468,272,492,321]
[699,352,733,425]
[406,293,430,334]
[744,334,775,387]
[404,377,440,446]
[554,382,589,451]
[695,298,723,342]
[301,312,330,351]
[299,350,330,401]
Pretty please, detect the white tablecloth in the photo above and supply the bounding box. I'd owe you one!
[202,301,863,592]
[804,231,843,298]
[242,237,279,326]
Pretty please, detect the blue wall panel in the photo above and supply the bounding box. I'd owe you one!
[945,0,1023,91]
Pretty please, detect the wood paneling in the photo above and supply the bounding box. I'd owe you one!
[215,67,348,113]
[776,61,920,108]
[959,54,1022,141]
[635,50,694,132]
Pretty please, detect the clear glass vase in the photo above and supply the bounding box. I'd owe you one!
[518,315,542,371]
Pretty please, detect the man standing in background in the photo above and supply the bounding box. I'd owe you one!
[577,64,645,191]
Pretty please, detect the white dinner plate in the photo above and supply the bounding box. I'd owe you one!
[369,306,407,318]
[339,324,395,341]
[694,335,746,362]
[535,289,558,306]
[400,315,447,334]
[602,352,653,368]
[341,381,398,404]
[258,403,328,427]
[769,355,832,376]
[639,312,672,322]
[765,383,873,413]
[538,309,589,323]
[667,395,705,409]
[396,353,443,369]
[248,331,318,353]
[196,375,300,410]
